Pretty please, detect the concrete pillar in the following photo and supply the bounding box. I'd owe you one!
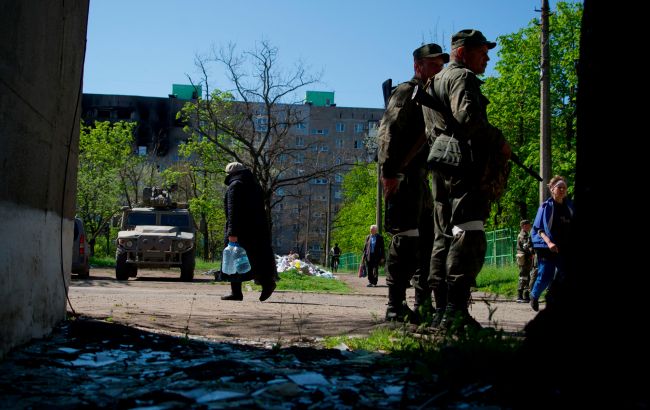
[0,0,89,357]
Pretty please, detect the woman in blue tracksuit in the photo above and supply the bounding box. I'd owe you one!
[529,175,575,311]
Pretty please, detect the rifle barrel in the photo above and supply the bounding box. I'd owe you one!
[510,153,543,181]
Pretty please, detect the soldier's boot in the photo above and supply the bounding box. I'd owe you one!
[413,288,433,325]
[429,286,448,329]
[221,282,243,301]
[385,286,415,323]
[516,290,525,303]
[440,286,482,332]
[523,289,530,302]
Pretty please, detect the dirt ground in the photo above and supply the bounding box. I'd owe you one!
[68,267,538,345]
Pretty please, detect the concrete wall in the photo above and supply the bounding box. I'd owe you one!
[0,0,89,357]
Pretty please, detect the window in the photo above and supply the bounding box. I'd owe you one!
[335,157,342,165]
[96,109,111,119]
[276,188,285,196]
[295,136,305,147]
[334,190,342,199]
[296,122,306,130]
[335,174,343,183]
[354,140,363,149]
[354,123,364,133]
[320,145,329,152]
[335,139,344,148]
[160,214,191,227]
[311,178,328,185]
[294,153,304,164]
[255,117,268,132]
[336,122,345,132]
[311,144,319,152]
[126,212,156,226]
[311,128,329,135]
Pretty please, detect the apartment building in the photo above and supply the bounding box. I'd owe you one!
[81,87,384,262]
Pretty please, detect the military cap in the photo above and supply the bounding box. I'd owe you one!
[451,29,496,50]
[413,43,450,63]
[520,219,531,227]
[225,162,247,174]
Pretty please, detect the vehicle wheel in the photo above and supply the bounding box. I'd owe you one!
[116,252,130,281]
[129,266,138,278]
[180,251,195,282]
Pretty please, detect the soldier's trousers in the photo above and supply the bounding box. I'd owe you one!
[428,168,489,311]
[384,168,433,304]
[518,259,533,293]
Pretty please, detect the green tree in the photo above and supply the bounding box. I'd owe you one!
[161,138,225,260]
[76,121,135,255]
[331,162,381,255]
[483,1,582,229]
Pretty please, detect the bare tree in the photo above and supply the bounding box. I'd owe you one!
[179,40,359,225]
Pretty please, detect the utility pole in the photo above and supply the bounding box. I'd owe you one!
[304,190,311,261]
[539,0,552,202]
[325,179,332,268]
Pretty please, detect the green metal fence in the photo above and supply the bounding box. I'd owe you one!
[484,228,516,267]
[338,252,363,272]
[336,228,516,272]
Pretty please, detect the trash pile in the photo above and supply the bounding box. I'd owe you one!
[276,254,336,279]
[205,253,337,280]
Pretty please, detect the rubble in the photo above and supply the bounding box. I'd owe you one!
[0,318,462,409]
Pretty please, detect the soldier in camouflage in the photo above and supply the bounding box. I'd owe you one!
[516,219,534,303]
[377,43,448,323]
[422,29,511,331]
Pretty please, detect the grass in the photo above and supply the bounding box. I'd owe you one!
[250,268,352,293]
[325,326,423,352]
[474,264,519,297]
[89,255,116,267]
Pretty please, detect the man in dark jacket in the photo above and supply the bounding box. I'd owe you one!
[221,162,278,301]
[362,225,385,287]
[422,30,511,330]
[377,43,448,322]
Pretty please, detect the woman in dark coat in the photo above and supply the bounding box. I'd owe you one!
[221,162,278,301]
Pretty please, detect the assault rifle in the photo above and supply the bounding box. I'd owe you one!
[411,84,543,182]
[382,78,395,108]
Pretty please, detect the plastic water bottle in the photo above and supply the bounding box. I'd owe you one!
[221,242,238,274]
[234,245,251,273]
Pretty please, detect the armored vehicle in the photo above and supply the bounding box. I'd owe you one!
[115,187,195,281]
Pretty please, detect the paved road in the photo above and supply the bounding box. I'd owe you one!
[68,268,538,345]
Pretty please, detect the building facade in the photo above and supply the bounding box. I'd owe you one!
[81,89,384,263]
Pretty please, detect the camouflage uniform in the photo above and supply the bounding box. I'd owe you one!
[516,223,534,302]
[377,77,434,321]
[422,33,507,328]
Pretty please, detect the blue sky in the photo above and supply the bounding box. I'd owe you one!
[83,0,577,109]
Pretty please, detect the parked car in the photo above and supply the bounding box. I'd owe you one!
[72,217,90,278]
